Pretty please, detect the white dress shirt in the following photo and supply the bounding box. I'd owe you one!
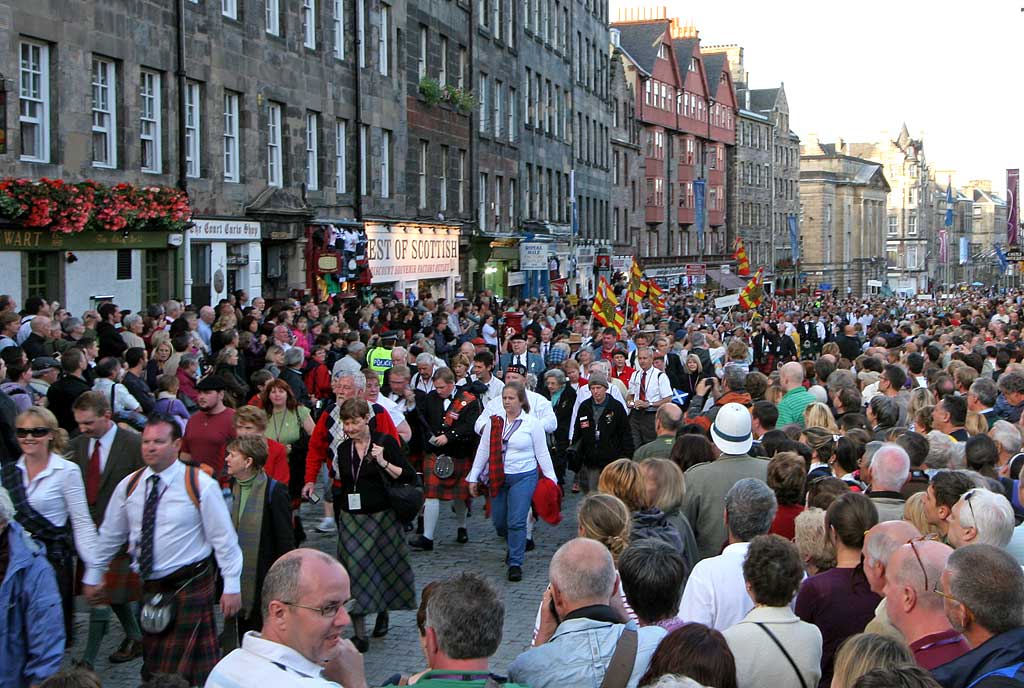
[468,412,557,483]
[372,394,407,431]
[627,366,672,404]
[15,452,100,566]
[83,459,244,593]
[472,375,505,405]
[87,422,120,474]
[93,378,142,414]
[206,632,341,688]
[568,384,628,441]
[678,542,753,631]
[475,390,557,434]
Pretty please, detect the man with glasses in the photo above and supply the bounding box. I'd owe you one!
[207,548,369,688]
[862,520,922,639]
[947,488,1016,550]
[882,538,970,670]
[931,544,1024,688]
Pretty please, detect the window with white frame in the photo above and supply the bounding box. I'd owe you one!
[139,70,161,173]
[418,140,428,208]
[335,119,347,193]
[478,73,489,134]
[507,0,515,45]
[306,112,319,190]
[524,69,532,127]
[303,0,316,48]
[267,102,282,187]
[494,176,502,230]
[492,0,500,37]
[458,47,466,89]
[457,149,466,212]
[91,57,117,168]
[509,178,516,226]
[223,91,240,182]
[478,173,488,229]
[357,0,366,67]
[360,124,369,194]
[266,0,280,35]
[380,128,391,197]
[223,0,237,19]
[184,81,201,177]
[439,36,448,86]
[18,41,50,163]
[440,145,448,211]
[333,0,344,58]
[494,80,503,138]
[508,87,516,142]
[908,213,917,235]
[418,25,428,79]
[378,5,390,76]
[907,245,919,269]
[478,0,487,29]
[887,216,897,236]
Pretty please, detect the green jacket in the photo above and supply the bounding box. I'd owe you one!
[412,670,529,688]
[777,385,815,427]
[683,454,768,561]
[633,435,676,461]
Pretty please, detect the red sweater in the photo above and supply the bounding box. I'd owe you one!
[305,401,400,484]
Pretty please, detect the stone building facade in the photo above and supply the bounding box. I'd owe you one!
[728,105,771,270]
[608,37,644,265]
[799,138,890,296]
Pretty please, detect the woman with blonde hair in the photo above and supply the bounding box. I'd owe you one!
[965,411,988,438]
[830,633,914,688]
[794,507,836,575]
[679,355,703,411]
[804,402,838,433]
[902,491,942,538]
[640,458,698,571]
[906,387,933,431]
[600,458,684,554]
[0,406,99,642]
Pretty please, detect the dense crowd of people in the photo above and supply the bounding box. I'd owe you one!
[2,285,1024,688]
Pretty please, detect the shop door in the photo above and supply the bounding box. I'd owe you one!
[144,249,175,306]
[24,252,60,303]
[190,243,211,306]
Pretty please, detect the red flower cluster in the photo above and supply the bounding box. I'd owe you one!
[0,178,192,234]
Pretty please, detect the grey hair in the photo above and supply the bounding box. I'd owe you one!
[549,539,616,603]
[0,487,13,525]
[61,316,83,334]
[826,369,858,394]
[948,544,1024,634]
[260,556,302,619]
[424,573,504,660]
[925,431,956,469]
[544,368,567,385]
[956,488,1016,548]
[283,347,305,367]
[690,332,706,348]
[552,342,571,355]
[179,353,200,368]
[989,420,1021,455]
[869,444,911,492]
[589,360,611,376]
[347,341,366,353]
[415,352,435,366]
[122,313,142,329]
[864,527,911,568]
[969,378,998,408]
[333,370,366,390]
[392,346,408,359]
[723,365,747,392]
[725,478,778,542]
[869,395,900,428]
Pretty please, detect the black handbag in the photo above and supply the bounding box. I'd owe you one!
[375,461,425,524]
[288,411,312,500]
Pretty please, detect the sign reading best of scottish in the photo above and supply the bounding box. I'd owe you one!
[365,224,460,282]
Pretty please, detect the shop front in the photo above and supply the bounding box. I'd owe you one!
[0,227,179,314]
[188,218,263,307]
[469,236,520,298]
[365,222,460,301]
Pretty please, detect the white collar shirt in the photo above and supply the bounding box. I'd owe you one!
[475,390,557,435]
[468,412,557,483]
[206,632,341,688]
[372,394,406,431]
[627,366,672,404]
[677,542,753,631]
[87,422,120,474]
[15,452,100,566]
[82,459,243,593]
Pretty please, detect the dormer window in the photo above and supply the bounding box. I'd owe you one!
[689,57,697,72]
[658,44,668,59]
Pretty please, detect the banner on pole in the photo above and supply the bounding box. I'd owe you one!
[787,215,799,263]
[1009,169,1019,246]
[694,179,706,249]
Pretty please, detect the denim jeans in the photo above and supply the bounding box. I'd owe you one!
[492,469,539,568]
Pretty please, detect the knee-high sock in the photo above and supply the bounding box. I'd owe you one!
[423,498,440,540]
[81,606,112,665]
[453,499,468,529]
[112,602,142,641]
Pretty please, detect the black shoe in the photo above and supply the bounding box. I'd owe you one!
[525,538,535,551]
[372,612,390,638]
[408,535,434,551]
[351,635,370,653]
[456,527,468,543]
[416,516,424,535]
[109,638,143,663]
[508,566,523,582]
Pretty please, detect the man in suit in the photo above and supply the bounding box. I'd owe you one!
[68,391,144,669]
[498,332,544,380]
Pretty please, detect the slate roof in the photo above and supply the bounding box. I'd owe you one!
[747,88,779,114]
[673,37,700,85]
[613,21,669,75]
[703,53,727,96]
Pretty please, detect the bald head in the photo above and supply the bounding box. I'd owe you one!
[864,519,921,595]
[888,540,954,612]
[261,548,343,619]
[869,444,911,492]
[780,361,805,390]
[550,538,616,606]
[30,315,51,336]
[655,403,684,436]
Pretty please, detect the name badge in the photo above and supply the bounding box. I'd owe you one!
[348,493,362,511]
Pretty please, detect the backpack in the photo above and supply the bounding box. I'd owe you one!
[125,464,202,511]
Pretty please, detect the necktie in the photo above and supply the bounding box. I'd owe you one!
[639,371,647,402]
[139,474,162,579]
[86,440,102,506]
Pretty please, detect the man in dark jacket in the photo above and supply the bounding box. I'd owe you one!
[931,544,1024,688]
[46,348,93,433]
[122,347,155,414]
[278,348,312,408]
[835,323,862,361]
[570,373,631,493]
[95,302,127,360]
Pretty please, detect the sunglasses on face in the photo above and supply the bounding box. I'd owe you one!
[16,427,50,438]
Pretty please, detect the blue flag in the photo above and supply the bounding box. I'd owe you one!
[672,389,690,406]
[945,180,954,228]
[995,243,1009,274]
[694,179,706,250]
[788,215,799,262]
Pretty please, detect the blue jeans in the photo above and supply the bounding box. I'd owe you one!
[492,470,538,568]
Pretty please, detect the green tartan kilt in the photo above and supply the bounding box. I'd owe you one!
[337,509,416,615]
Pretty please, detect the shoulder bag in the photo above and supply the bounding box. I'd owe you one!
[754,622,807,688]
[373,451,424,524]
[599,627,638,688]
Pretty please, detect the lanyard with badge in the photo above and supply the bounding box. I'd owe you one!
[348,441,371,511]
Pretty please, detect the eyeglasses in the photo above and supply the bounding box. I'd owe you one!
[15,427,50,438]
[907,534,940,592]
[282,599,354,618]
[963,491,978,526]
[932,581,960,605]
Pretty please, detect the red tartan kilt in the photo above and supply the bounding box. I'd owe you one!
[757,355,777,375]
[74,550,141,604]
[423,453,472,501]
[141,564,219,686]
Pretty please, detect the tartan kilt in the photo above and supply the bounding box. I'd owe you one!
[141,564,219,687]
[757,354,778,375]
[337,509,416,616]
[423,453,472,501]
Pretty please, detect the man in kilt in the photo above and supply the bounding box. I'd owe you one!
[68,391,145,669]
[409,367,482,551]
[83,414,244,686]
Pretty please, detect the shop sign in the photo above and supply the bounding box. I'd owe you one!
[0,229,170,251]
[365,224,459,281]
[519,242,548,270]
[576,245,595,266]
[507,271,526,286]
[192,219,261,241]
[612,255,631,272]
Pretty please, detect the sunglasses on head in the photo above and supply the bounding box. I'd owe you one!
[16,427,50,438]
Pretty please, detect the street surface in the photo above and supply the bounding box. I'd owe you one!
[68,493,581,686]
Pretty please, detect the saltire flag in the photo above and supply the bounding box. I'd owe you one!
[945,178,954,228]
[592,277,625,333]
[626,259,648,308]
[732,237,751,276]
[671,389,690,405]
[738,267,765,311]
[995,244,1009,275]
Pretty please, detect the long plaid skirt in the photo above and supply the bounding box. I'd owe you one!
[423,453,472,501]
[141,563,219,686]
[337,510,416,616]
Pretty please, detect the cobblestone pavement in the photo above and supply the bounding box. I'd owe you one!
[67,492,582,686]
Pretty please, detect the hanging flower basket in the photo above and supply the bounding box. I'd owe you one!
[0,178,192,234]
